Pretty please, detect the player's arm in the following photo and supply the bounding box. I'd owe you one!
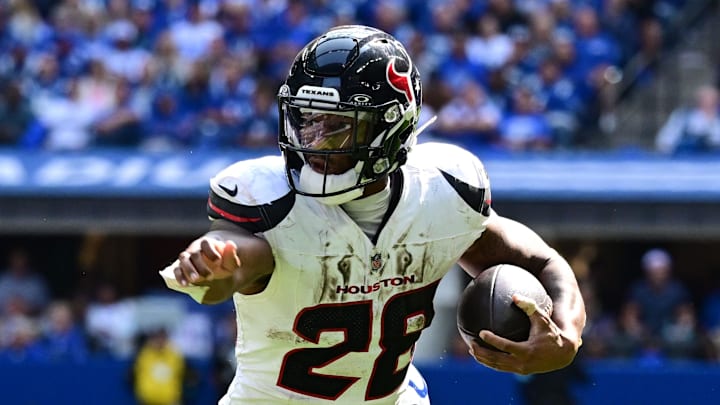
[164,218,275,304]
[458,214,586,374]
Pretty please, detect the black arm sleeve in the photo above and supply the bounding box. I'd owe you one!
[207,190,295,234]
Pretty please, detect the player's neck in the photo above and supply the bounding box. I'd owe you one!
[342,179,391,238]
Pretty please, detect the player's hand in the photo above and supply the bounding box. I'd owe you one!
[467,294,578,375]
[174,238,241,286]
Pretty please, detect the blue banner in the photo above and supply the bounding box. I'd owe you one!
[483,154,720,201]
[1,148,719,201]
[0,148,274,197]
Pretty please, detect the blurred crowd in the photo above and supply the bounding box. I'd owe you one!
[0,0,698,152]
[578,247,720,363]
[0,246,236,403]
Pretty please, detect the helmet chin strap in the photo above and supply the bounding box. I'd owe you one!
[298,164,364,205]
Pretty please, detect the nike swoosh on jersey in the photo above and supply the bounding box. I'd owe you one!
[219,183,239,196]
[408,379,428,398]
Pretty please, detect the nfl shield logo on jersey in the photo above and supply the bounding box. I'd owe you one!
[370,253,384,271]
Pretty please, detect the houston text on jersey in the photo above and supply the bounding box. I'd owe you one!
[336,274,417,294]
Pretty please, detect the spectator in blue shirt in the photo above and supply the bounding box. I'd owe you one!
[550,28,585,84]
[37,301,89,363]
[0,43,30,85]
[573,6,621,70]
[142,90,197,150]
[532,57,586,146]
[435,79,502,149]
[130,2,164,50]
[47,32,87,79]
[217,1,259,59]
[498,86,553,151]
[628,248,692,335]
[0,248,50,317]
[604,301,654,360]
[23,52,69,100]
[205,58,255,148]
[486,0,529,32]
[239,80,278,148]
[0,315,46,363]
[91,79,143,147]
[0,82,34,145]
[368,0,410,39]
[599,0,641,63]
[660,302,714,360]
[437,30,488,91]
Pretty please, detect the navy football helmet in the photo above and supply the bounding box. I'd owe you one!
[278,25,422,203]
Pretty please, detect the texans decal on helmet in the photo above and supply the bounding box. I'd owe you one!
[386,58,415,105]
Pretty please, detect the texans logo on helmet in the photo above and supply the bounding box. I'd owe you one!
[386,59,415,105]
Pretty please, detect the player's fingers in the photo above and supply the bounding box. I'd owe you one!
[200,238,222,262]
[220,240,241,272]
[468,340,514,370]
[188,248,216,280]
[470,343,529,375]
[470,350,502,371]
[468,342,496,363]
[177,251,201,285]
[478,330,524,355]
[172,259,188,286]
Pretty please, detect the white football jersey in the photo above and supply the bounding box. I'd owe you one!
[205,142,492,404]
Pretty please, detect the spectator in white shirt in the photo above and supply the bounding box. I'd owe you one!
[655,85,720,154]
[466,13,514,70]
[436,79,502,148]
[85,281,137,359]
[99,20,152,84]
[168,2,224,63]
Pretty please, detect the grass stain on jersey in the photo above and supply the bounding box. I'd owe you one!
[266,328,297,343]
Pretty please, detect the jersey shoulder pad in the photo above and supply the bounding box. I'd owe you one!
[210,155,289,204]
[409,142,491,189]
[409,142,491,215]
[207,155,294,233]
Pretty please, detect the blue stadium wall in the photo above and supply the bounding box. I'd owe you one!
[1,358,719,404]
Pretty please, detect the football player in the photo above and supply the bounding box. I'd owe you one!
[161,25,585,404]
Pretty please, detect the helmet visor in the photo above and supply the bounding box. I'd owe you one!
[284,106,374,153]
